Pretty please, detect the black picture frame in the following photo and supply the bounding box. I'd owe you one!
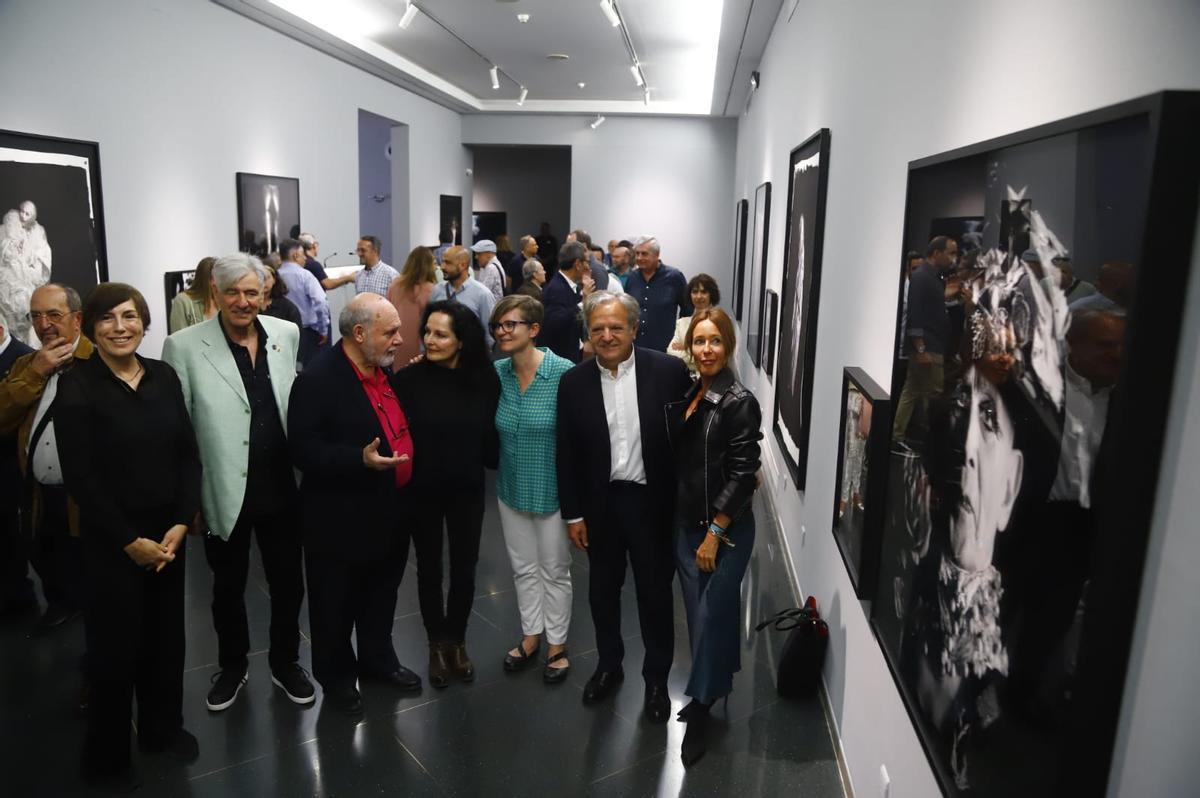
[440,194,463,245]
[832,367,890,599]
[773,129,831,489]
[745,182,771,368]
[162,269,197,327]
[0,128,108,345]
[236,172,300,257]
[764,289,779,376]
[871,91,1200,798]
[733,198,749,321]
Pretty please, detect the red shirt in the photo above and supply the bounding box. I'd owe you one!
[345,351,413,487]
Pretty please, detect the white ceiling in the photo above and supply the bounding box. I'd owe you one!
[213,0,783,116]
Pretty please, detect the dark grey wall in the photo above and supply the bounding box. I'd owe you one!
[470,145,571,247]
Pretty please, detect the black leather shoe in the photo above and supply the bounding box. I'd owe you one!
[582,668,624,704]
[139,729,200,764]
[644,683,671,724]
[542,648,570,684]
[364,665,422,692]
[324,685,363,715]
[503,639,539,672]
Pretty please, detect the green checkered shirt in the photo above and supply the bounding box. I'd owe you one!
[494,348,574,513]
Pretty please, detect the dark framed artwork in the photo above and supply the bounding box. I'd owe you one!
[744,182,771,368]
[872,91,1200,798]
[733,199,749,321]
[162,269,197,325]
[832,367,890,599]
[0,129,108,346]
[236,172,300,257]
[440,194,463,244]
[773,128,831,489]
[764,289,779,376]
[472,211,507,243]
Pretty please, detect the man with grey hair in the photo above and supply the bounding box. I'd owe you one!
[163,252,313,712]
[288,293,421,715]
[540,240,596,362]
[299,232,357,292]
[556,290,691,721]
[627,235,690,351]
[566,229,623,294]
[514,258,546,300]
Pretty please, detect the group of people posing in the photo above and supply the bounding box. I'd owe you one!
[0,235,761,789]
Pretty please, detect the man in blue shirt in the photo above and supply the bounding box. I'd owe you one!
[431,246,496,348]
[278,239,331,367]
[626,236,690,351]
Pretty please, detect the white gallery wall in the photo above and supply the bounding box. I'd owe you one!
[734,1,1200,797]
[462,114,737,288]
[0,0,471,357]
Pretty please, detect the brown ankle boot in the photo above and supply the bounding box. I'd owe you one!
[429,642,451,689]
[449,642,475,682]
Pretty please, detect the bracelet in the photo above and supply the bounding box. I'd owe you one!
[707,524,735,548]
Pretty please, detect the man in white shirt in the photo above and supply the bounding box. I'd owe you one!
[469,240,506,301]
[354,236,399,297]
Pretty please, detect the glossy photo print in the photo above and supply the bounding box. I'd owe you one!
[872,92,1200,797]
[237,172,300,257]
[744,182,771,368]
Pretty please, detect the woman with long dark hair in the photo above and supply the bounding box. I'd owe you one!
[394,301,500,687]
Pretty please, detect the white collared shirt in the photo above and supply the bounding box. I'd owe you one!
[559,271,581,302]
[0,329,11,359]
[1049,361,1110,507]
[598,350,646,484]
[28,337,82,486]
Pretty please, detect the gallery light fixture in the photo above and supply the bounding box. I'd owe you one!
[489,65,500,90]
[630,64,644,87]
[598,0,620,28]
[577,81,587,89]
[398,1,418,29]
[517,13,530,23]
[590,115,606,130]
[517,86,528,105]
[643,87,650,105]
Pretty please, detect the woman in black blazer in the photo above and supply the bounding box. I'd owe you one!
[56,283,201,788]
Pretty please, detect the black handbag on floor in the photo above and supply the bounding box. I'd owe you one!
[755,597,829,698]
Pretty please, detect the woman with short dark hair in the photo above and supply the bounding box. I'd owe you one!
[56,283,201,788]
[667,273,721,371]
[394,300,500,687]
[260,261,303,331]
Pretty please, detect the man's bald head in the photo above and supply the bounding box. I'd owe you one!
[340,293,403,369]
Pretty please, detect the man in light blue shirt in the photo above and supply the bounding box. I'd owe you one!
[432,246,496,347]
[278,239,330,366]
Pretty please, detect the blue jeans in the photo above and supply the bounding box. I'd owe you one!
[675,511,755,704]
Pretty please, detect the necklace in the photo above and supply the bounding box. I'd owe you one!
[114,362,144,386]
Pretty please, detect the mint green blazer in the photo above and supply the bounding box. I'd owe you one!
[162,315,299,540]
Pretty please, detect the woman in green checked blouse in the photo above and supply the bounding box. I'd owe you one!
[490,295,576,683]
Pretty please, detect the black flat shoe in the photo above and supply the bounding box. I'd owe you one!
[363,665,422,692]
[542,649,570,684]
[681,712,709,767]
[503,639,539,672]
[582,668,624,704]
[139,728,200,764]
[644,683,671,724]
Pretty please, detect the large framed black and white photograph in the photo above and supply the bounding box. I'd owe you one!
[832,367,889,599]
[440,194,463,245]
[732,198,749,321]
[236,172,300,257]
[744,182,771,368]
[764,289,779,377]
[773,128,831,489]
[870,91,1200,797]
[0,129,108,346]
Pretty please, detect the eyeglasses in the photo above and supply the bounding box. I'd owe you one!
[488,320,531,333]
[29,311,68,323]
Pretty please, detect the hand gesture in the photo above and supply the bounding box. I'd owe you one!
[31,337,75,378]
[567,520,588,551]
[124,537,173,570]
[580,272,596,297]
[695,534,720,572]
[363,437,407,471]
[156,524,189,572]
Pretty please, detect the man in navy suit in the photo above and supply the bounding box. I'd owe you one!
[539,241,596,362]
[556,291,692,722]
[0,320,35,616]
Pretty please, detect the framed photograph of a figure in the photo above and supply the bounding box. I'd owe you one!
[733,199,749,321]
[871,91,1200,798]
[236,172,300,257]
[773,128,831,489]
[832,367,889,599]
[764,289,779,377]
[440,194,463,245]
[744,182,771,368]
[0,129,108,347]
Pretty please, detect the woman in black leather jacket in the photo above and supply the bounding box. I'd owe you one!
[665,307,762,767]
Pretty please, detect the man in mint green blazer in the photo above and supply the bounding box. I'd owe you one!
[162,253,315,713]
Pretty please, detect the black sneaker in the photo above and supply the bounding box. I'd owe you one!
[271,664,316,705]
[206,668,248,711]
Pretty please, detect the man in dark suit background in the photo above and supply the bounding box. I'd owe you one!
[0,319,35,616]
[540,240,596,363]
[288,293,421,715]
[556,291,692,722]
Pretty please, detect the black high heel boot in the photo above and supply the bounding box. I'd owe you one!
[680,705,710,767]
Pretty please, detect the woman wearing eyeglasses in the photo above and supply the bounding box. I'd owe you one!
[488,295,576,682]
[393,300,500,688]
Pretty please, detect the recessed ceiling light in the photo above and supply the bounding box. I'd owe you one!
[546,53,569,61]
[517,13,530,23]
[577,82,586,89]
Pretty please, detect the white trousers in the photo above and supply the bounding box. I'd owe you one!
[497,499,573,645]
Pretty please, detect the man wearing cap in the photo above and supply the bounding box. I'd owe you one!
[470,240,506,302]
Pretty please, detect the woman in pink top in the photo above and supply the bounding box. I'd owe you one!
[387,246,438,365]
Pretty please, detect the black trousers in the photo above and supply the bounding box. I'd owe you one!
[29,485,84,609]
[587,482,675,685]
[298,327,322,369]
[305,535,409,691]
[82,522,186,774]
[0,503,34,610]
[203,505,304,673]
[411,487,484,643]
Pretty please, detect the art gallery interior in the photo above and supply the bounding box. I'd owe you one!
[1,0,1198,796]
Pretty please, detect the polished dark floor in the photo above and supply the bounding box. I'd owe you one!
[0,483,846,797]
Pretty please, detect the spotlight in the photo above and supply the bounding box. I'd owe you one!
[490,65,500,90]
[643,87,650,105]
[630,64,644,87]
[398,1,418,29]
[749,71,760,91]
[517,86,528,105]
[517,13,530,23]
[590,115,606,130]
[599,0,620,27]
